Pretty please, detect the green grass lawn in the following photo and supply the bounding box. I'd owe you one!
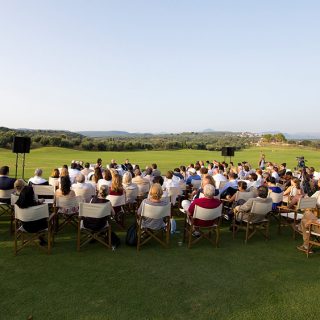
[1,214,320,320]
[1,146,320,319]
[0,145,319,179]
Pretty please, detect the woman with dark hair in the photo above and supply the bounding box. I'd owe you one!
[54,176,78,215]
[15,186,47,244]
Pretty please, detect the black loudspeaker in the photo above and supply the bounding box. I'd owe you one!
[12,137,31,153]
[221,147,235,157]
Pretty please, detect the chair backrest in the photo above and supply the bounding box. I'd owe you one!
[79,202,112,218]
[125,188,138,204]
[250,200,273,216]
[191,179,201,189]
[0,189,14,200]
[179,180,186,191]
[193,204,222,221]
[48,177,60,189]
[235,191,255,202]
[11,194,19,206]
[167,187,180,205]
[216,180,227,190]
[32,185,55,197]
[107,194,126,207]
[297,197,317,210]
[268,191,284,204]
[140,202,171,219]
[55,196,82,209]
[14,203,49,222]
[74,188,95,203]
[136,182,150,196]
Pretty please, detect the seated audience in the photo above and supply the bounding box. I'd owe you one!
[15,186,47,245]
[234,186,272,223]
[0,165,16,203]
[28,168,48,186]
[137,183,169,229]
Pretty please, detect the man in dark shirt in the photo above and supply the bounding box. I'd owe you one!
[0,166,16,203]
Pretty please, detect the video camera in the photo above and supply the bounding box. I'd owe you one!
[296,156,307,168]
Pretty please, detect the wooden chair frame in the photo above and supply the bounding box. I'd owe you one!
[279,197,317,239]
[107,194,126,229]
[77,202,112,251]
[14,204,54,255]
[54,196,82,234]
[233,200,272,244]
[137,202,171,251]
[183,204,222,248]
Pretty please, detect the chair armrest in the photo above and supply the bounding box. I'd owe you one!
[48,212,56,222]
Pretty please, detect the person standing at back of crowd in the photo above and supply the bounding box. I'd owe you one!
[259,153,266,170]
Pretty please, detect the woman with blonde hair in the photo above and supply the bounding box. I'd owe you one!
[122,172,138,203]
[137,183,169,229]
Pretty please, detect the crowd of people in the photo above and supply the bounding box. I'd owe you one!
[1,155,320,252]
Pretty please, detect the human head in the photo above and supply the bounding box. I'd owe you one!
[98,185,109,198]
[111,173,123,192]
[14,179,26,194]
[0,166,9,175]
[60,176,72,195]
[203,184,215,198]
[257,186,268,198]
[166,171,173,179]
[34,168,43,177]
[238,180,247,191]
[145,167,153,175]
[201,174,215,188]
[51,168,60,178]
[151,163,158,170]
[103,169,112,181]
[60,167,69,177]
[153,175,164,186]
[76,174,85,183]
[266,176,276,185]
[149,183,163,200]
[122,171,132,185]
[134,169,142,176]
[84,162,90,169]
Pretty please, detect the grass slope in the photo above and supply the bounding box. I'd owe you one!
[1,216,320,320]
[0,145,319,179]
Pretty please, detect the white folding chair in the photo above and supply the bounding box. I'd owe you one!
[32,185,56,205]
[233,200,272,244]
[137,202,171,251]
[14,203,53,254]
[77,202,113,251]
[107,194,126,228]
[184,204,222,248]
[280,197,317,239]
[54,196,82,233]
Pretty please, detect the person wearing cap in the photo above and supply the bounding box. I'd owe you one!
[28,168,48,186]
[186,168,201,186]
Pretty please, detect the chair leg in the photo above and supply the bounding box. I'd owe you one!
[245,222,250,244]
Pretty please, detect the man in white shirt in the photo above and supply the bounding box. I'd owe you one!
[28,168,48,185]
[69,162,81,184]
[71,173,96,202]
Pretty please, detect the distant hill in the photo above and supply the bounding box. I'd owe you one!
[77,131,153,137]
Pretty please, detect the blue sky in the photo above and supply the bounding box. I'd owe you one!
[0,1,319,133]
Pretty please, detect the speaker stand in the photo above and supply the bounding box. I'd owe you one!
[14,153,27,180]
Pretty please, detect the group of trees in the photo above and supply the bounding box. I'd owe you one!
[1,127,319,152]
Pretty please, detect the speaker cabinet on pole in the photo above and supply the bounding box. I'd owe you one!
[12,137,31,154]
[221,147,235,157]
